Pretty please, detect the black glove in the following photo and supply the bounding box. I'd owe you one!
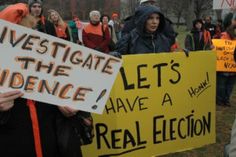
[109,51,122,58]
[94,47,103,52]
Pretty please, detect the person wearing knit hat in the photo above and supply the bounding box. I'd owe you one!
[28,0,43,17]
[83,10,110,53]
[27,0,56,36]
[28,0,42,8]
[184,19,212,51]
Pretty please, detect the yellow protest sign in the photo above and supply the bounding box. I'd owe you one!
[82,52,216,157]
[212,39,236,72]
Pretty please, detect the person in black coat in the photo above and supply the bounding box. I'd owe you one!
[121,0,176,46]
[116,5,171,55]
[184,19,212,51]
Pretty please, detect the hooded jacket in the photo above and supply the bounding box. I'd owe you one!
[0,3,28,24]
[116,6,171,55]
[121,7,176,46]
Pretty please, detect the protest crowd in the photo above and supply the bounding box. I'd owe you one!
[0,0,235,157]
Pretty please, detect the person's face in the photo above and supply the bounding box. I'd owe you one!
[91,14,100,22]
[205,17,211,24]
[102,16,109,24]
[195,22,202,30]
[145,13,160,33]
[232,19,236,27]
[30,3,42,17]
[113,16,118,21]
[50,12,59,22]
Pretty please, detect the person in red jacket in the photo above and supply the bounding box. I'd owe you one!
[82,10,110,53]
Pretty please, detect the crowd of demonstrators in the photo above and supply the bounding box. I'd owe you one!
[47,9,71,41]
[0,0,235,156]
[0,1,87,157]
[82,10,110,53]
[184,19,212,51]
[216,13,236,108]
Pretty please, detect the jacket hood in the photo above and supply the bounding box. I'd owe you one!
[134,6,165,34]
[0,3,29,24]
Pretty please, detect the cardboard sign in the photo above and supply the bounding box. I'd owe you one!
[0,20,122,114]
[213,0,236,9]
[212,39,236,72]
[82,52,216,156]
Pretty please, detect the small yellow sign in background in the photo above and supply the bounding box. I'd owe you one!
[213,39,236,72]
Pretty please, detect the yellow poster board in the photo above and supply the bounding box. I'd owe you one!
[82,52,216,157]
[212,39,236,72]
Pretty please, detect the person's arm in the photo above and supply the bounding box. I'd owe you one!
[100,27,111,52]
[184,34,193,51]
[65,26,71,41]
[45,20,57,37]
[0,91,23,124]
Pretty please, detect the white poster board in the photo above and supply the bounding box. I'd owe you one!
[0,19,122,114]
[213,0,236,9]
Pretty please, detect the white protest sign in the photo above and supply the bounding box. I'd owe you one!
[213,0,236,9]
[0,19,122,114]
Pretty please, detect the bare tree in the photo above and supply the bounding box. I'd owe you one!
[194,0,213,19]
[183,0,195,30]
[168,0,187,27]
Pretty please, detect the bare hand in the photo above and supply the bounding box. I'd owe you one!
[58,106,79,117]
[0,91,24,111]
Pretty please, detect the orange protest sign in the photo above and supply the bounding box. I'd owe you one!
[212,39,236,72]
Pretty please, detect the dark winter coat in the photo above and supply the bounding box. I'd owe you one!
[0,99,62,157]
[185,20,212,51]
[116,6,171,55]
[185,28,212,51]
[36,17,57,37]
[121,6,176,46]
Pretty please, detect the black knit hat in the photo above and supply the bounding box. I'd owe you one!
[28,0,42,8]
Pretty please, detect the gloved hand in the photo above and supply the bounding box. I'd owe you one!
[109,51,122,58]
[94,47,103,52]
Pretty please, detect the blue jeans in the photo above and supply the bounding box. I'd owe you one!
[216,73,236,104]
